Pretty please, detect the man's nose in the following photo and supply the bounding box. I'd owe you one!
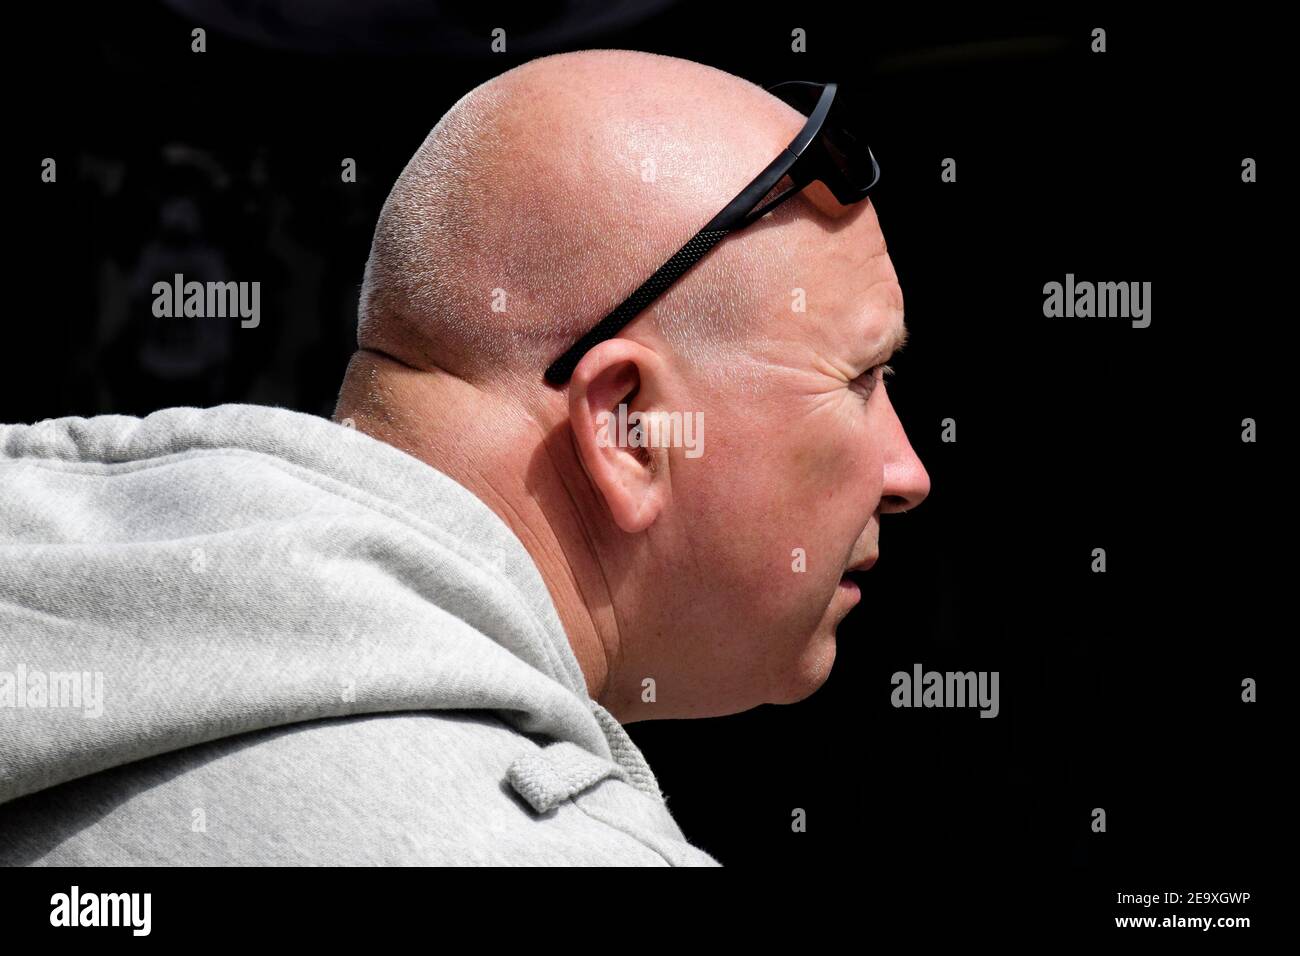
[876,385,930,515]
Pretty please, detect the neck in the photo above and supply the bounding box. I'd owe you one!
[334,349,625,715]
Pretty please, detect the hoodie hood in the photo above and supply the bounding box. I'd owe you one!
[0,404,664,807]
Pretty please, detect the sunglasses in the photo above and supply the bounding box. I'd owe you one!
[543,80,880,386]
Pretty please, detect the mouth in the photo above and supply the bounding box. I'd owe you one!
[838,556,877,602]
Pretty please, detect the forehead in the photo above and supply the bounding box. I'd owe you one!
[726,189,906,376]
[807,214,906,361]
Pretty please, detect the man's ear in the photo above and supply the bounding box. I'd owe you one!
[567,339,671,534]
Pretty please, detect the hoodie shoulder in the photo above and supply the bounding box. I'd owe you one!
[0,709,720,867]
[0,405,718,865]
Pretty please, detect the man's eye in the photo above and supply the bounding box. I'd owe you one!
[853,363,895,400]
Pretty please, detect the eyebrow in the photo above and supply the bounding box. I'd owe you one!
[870,319,909,363]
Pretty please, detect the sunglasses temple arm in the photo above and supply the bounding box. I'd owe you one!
[704,147,802,231]
[734,177,812,229]
[542,226,732,385]
[542,149,804,385]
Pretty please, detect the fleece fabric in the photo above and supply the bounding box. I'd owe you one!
[0,404,720,866]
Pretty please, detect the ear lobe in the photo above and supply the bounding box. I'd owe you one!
[567,341,669,534]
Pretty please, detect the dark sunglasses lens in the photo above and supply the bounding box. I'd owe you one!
[770,83,878,199]
[821,89,879,196]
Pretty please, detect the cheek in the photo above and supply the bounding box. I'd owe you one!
[778,411,882,595]
[680,402,881,599]
[784,402,883,513]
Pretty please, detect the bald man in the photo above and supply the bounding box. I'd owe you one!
[0,50,928,866]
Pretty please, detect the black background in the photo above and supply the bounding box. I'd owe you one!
[4,0,1279,928]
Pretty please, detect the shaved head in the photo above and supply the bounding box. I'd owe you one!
[336,49,930,723]
[355,49,809,394]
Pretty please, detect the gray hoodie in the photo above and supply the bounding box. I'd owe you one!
[0,404,720,866]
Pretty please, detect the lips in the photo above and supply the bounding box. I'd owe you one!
[838,555,876,602]
[838,575,862,604]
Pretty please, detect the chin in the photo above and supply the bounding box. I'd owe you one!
[771,627,838,704]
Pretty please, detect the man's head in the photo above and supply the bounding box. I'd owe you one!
[337,49,930,721]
